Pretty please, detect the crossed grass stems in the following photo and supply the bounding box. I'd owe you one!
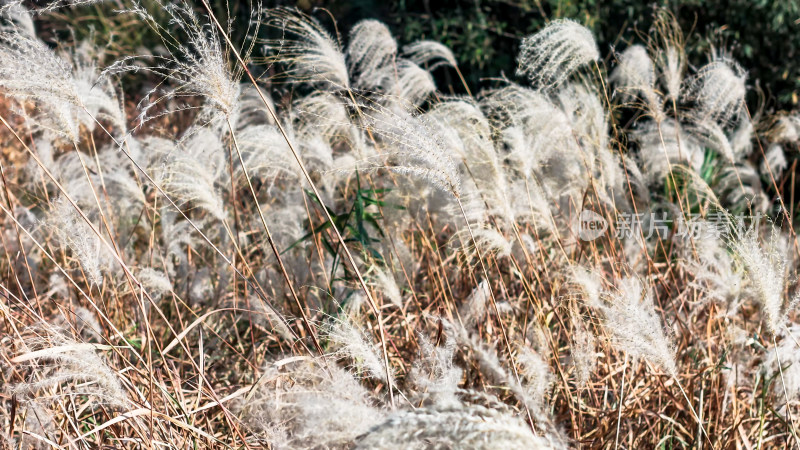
[1,2,800,447]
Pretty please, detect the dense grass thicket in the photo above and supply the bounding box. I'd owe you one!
[1,1,800,448]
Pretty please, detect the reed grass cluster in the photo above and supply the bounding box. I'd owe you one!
[1,1,799,448]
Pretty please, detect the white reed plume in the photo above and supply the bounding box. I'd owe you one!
[557,82,622,196]
[426,100,508,208]
[70,42,126,135]
[684,57,746,125]
[482,85,584,196]
[515,343,554,408]
[729,225,795,334]
[376,59,437,109]
[263,8,349,89]
[120,1,241,127]
[156,127,228,220]
[691,119,736,163]
[322,315,394,383]
[596,277,677,375]
[234,124,300,182]
[239,357,384,448]
[681,222,745,309]
[762,144,788,179]
[408,334,463,408]
[57,305,102,342]
[439,317,553,424]
[768,115,800,143]
[570,316,596,387]
[370,266,403,308]
[236,83,276,128]
[764,324,800,405]
[569,265,603,307]
[0,2,35,36]
[730,117,754,157]
[611,45,664,121]
[459,280,490,329]
[347,19,397,89]
[292,91,352,143]
[46,198,111,286]
[403,40,458,70]
[356,401,559,449]
[0,30,82,142]
[453,222,514,258]
[364,106,461,195]
[652,8,686,102]
[660,46,684,101]
[11,330,128,409]
[634,119,704,184]
[516,19,599,90]
[136,267,172,299]
[716,163,769,213]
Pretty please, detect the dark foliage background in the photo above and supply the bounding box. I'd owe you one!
[311,0,800,113]
[45,0,800,113]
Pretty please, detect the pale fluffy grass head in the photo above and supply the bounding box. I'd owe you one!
[761,143,788,179]
[729,225,795,334]
[364,106,461,195]
[516,19,599,90]
[0,30,83,142]
[403,40,458,70]
[238,357,385,449]
[459,280,490,329]
[46,198,111,286]
[117,1,242,128]
[763,324,800,406]
[595,277,677,375]
[408,333,463,407]
[322,315,393,382]
[379,59,437,109]
[611,44,664,121]
[155,127,228,220]
[356,400,556,450]
[11,328,128,409]
[347,19,397,89]
[684,57,747,126]
[652,8,686,101]
[634,119,704,184]
[569,316,596,387]
[263,8,349,90]
[370,266,403,308]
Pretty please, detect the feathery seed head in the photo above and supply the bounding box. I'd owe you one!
[130,1,241,127]
[729,225,792,334]
[12,330,128,409]
[370,266,403,308]
[598,277,677,375]
[264,8,349,90]
[685,58,746,125]
[347,19,397,88]
[634,119,704,183]
[365,106,461,195]
[239,357,384,448]
[0,30,83,142]
[322,315,393,382]
[611,45,664,121]
[762,144,788,178]
[46,198,110,286]
[409,333,462,407]
[516,19,599,90]
[403,40,458,70]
